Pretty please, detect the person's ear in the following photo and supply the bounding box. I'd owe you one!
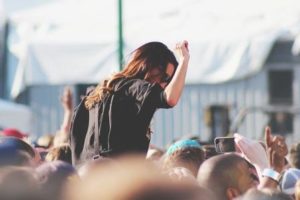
[226,187,240,200]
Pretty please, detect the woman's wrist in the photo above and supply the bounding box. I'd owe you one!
[178,56,189,64]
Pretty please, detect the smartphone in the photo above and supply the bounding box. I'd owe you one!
[214,137,236,153]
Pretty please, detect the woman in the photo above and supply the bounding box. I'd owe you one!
[72,40,189,163]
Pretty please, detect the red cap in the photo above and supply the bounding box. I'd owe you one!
[1,128,28,139]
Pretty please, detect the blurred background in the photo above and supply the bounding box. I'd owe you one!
[1,0,300,147]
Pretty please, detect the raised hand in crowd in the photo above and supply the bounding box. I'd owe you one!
[61,86,73,110]
[163,40,190,106]
[259,126,288,189]
[54,86,74,147]
[60,86,73,133]
[264,126,288,173]
[234,126,288,190]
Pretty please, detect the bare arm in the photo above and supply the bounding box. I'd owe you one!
[164,40,190,107]
[60,87,73,133]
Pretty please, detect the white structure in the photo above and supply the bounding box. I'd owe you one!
[0,99,33,133]
[5,0,300,97]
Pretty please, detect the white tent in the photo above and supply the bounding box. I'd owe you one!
[0,99,32,132]
[5,0,300,97]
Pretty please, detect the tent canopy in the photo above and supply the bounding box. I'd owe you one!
[4,0,300,97]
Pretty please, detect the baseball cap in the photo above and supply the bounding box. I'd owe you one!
[280,168,300,195]
[1,128,28,139]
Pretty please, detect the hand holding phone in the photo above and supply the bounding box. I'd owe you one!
[214,137,236,153]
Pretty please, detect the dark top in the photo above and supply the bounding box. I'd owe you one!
[71,78,172,166]
[81,78,172,161]
[101,78,171,156]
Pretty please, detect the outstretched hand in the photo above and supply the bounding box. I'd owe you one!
[61,87,73,111]
[264,126,288,173]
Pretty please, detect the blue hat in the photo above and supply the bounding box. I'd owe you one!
[0,137,35,166]
[280,168,300,195]
[167,139,201,156]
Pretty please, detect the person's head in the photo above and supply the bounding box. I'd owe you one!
[0,137,35,167]
[35,134,54,149]
[0,167,42,200]
[85,42,178,109]
[66,155,204,200]
[36,160,77,200]
[289,142,300,169]
[123,42,178,88]
[45,144,72,164]
[163,139,205,177]
[237,188,292,200]
[197,153,257,200]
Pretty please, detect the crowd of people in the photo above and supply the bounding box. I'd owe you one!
[1,117,300,200]
[1,40,300,200]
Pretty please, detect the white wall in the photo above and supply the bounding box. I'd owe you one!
[152,69,269,148]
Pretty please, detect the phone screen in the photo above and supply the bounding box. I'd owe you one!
[214,137,235,153]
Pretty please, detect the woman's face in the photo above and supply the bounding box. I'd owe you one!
[147,63,175,89]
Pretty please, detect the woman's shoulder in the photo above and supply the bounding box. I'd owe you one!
[114,78,163,97]
[115,78,151,90]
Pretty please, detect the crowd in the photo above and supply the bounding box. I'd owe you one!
[1,41,300,200]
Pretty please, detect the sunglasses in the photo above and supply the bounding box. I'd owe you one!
[149,71,173,84]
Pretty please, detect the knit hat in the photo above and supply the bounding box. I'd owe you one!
[167,139,201,156]
[280,168,300,195]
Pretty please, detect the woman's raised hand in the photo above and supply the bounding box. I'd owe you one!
[175,40,190,62]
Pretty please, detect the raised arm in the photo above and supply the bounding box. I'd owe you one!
[60,86,73,134]
[164,40,190,107]
[258,127,288,189]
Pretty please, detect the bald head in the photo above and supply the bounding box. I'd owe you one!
[197,153,255,200]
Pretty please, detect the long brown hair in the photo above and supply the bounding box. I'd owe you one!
[85,42,178,109]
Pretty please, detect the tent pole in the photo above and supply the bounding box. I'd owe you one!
[0,20,8,98]
[117,0,124,71]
